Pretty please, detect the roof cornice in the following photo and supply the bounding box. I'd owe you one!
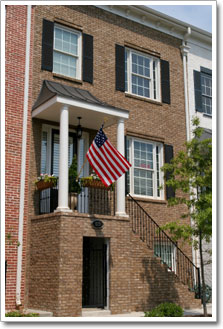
[95,5,212,48]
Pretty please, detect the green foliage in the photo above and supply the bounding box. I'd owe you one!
[161,117,212,245]
[144,302,183,317]
[5,311,39,317]
[69,155,82,194]
[35,173,58,186]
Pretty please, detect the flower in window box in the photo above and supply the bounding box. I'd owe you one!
[81,172,114,190]
[35,174,58,191]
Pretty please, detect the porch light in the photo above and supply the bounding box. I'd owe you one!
[77,117,82,139]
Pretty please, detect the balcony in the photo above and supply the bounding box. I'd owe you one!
[39,184,116,216]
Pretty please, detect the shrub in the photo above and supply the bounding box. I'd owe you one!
[144,302,183,317]
[5,311,39,317]
[69,155,82,194]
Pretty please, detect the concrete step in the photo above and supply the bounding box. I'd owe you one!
[24,309,53,317]
[82,308,111,317]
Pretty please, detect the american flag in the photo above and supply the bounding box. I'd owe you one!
[86,128,131,187]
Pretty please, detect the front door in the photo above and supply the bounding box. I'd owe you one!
[82,237,107,308]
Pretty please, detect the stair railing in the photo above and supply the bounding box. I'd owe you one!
[126,194,201,298]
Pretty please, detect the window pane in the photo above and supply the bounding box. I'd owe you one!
[53,51,77,78]
[134,168,153,196]
[53,26,79,78]
[131,75,150,98]
[41,131,48,174]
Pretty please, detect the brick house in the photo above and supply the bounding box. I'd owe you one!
[4,4,207,316]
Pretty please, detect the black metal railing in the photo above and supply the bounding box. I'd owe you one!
[39,184,116,216]
[126,194,201,298]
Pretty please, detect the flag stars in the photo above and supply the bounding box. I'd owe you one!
[95,128,108,148]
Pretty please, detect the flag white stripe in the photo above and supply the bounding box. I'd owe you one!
[93,142,122,178]
[107,139,130,168]
[103,142,129,172]
[87,150,110,186]
[91,142,116,182]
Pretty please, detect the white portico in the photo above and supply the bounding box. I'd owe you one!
[32,80,129,216]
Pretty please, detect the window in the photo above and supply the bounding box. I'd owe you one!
[194,67,212,116]
[53,24,82,79]
[126,137,164,199]
[125,48,160,101]
[154,242,176,272]
[201,73,212,115]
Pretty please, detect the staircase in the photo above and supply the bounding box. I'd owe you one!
[126,194,201,301]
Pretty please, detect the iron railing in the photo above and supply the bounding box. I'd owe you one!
[126,194,201,298]
[39,184,116,216]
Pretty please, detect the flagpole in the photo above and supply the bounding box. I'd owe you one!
[76,156,88,181]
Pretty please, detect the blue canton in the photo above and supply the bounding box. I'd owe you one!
[94,128,107,148]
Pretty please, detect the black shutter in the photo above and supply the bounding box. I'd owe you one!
[194,70,203,112]
[161,59,171,104]
[41,19,54,72]
[83,33,93,84]
[164,144,175,199]
[115,44,125,92]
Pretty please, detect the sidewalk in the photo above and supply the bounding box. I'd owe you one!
[25,303,212,317]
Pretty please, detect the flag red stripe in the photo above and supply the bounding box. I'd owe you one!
[88,147,113,185]
[102,142,126,174]
[86,152,111,186]
[86,153,109,187]
[91,142,118,181]
[93,141,121,178]
[103,141,129,173]
[107,140,131,169]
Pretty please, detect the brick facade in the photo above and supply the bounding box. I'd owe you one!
[5,5,201,316]
[5,5,34,311]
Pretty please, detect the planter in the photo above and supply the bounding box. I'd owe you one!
[81,179,109,189]
[35,180,55,191]
[69,192,78,211]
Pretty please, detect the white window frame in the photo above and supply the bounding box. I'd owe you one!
[127,137,164,200]
[201,72,212,116]
[125,48,161,101]
[53,23,82,80]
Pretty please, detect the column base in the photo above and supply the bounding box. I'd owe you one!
[54,207,73,213]
[115,212,129,218]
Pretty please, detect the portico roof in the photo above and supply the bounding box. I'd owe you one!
[32,80,129,130]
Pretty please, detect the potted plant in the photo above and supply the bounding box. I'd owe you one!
[69,155,82,211]
[35,174,58,191]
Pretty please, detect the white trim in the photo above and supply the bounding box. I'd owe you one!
[95,5,212,47]
[125,48,161,102]
[16,4,31,306]
[32,95,129,120]
[53,23,82,80]
[127,136,164,200]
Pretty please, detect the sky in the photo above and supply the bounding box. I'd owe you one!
[147,4,212,33]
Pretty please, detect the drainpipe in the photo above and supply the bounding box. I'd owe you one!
[16,4,32,306]
[180,26,191,141]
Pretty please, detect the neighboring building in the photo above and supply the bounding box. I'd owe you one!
[184,24,212,290]
[5,4,212,316]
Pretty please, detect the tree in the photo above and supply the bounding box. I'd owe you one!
[161,118,212,316]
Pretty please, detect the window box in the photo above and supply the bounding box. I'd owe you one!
[35,180,55,191]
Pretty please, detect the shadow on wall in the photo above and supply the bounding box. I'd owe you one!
[134,257,181,312]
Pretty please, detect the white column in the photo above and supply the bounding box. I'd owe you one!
[116,119,128,217]
[55,105,72,212]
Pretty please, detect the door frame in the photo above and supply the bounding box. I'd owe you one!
[82,237,110,310]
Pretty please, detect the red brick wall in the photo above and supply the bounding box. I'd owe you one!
[5,5,34,311]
